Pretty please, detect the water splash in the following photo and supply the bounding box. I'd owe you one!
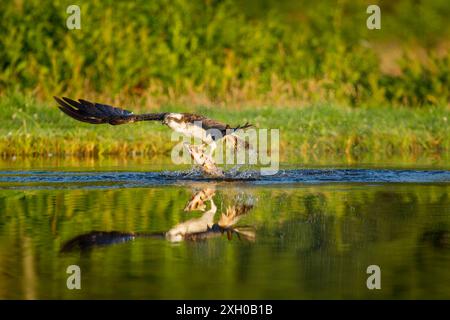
[0,169,449,190]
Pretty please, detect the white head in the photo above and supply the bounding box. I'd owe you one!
[163,113,183,123]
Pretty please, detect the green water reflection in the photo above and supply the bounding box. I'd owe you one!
[0,182,449,299]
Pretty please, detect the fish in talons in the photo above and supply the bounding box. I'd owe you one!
[184,143,224,178]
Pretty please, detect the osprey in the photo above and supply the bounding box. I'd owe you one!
[54,96,252,176]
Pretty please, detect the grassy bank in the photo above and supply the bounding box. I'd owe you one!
[1,0,449,163]
[0,95,448,161]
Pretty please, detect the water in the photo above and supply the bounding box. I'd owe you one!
[0,164,449,299]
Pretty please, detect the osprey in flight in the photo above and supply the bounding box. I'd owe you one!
[54,96,252,176]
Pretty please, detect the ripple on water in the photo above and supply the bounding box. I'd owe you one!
[0,168,449,190]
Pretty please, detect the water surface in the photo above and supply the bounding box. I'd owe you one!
[0,164,449,299]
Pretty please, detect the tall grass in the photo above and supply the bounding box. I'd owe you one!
[0,0,449,106]
[0,94,448,159]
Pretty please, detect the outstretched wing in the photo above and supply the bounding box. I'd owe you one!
[54,96,167,125]
[182,114,253,136]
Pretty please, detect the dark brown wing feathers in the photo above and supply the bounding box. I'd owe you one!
[181,114,253,134]
[54,96,166,125]
[55,96,253,131]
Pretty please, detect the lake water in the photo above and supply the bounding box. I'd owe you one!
[0,160,449,299]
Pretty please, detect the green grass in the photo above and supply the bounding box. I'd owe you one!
[1,0,449,107]
[0,94,448,161]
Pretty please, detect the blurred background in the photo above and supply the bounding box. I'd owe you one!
[0,0,449,162]
[1,0,449,106]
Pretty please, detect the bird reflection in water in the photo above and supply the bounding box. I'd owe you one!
[61,186,255,253]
